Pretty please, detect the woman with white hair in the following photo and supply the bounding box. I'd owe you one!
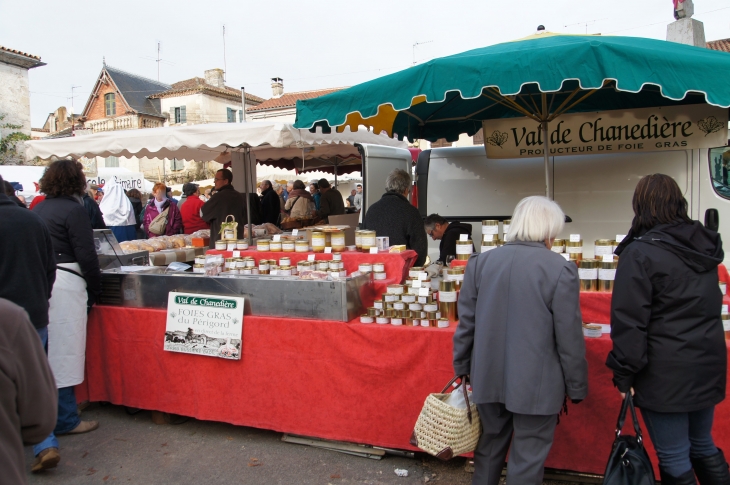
[453,196,588,485]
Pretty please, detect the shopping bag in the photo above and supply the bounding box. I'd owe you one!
[602,393,655,485]
[219,215,238,240]
[410,376,481,460]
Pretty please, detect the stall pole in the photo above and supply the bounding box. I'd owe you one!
[244,147,253,246]
[542,122,551,200]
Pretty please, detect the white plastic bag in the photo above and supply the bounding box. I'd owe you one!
[444,384,472,409]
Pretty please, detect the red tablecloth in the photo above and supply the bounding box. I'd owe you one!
[206,249,418,286]
[76,305,730,476]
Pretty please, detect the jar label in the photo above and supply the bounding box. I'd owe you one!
[724,320,730,332]
[594,245,613,256]
[456,245,473,255]
[332,236,345,246]
[578,268,598,280]
[502,224,510,234]
[567,246,583,254]
[551,246,564,253]
[362,236,376,246]
[481,246,497,252]
[599,269,616,281]
[448,273,465,282]
[439,291,458,303]
[482,226,499,235]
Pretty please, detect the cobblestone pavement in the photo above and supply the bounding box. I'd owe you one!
[25,404,590,485]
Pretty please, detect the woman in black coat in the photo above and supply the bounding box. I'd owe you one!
[607,174,727,485]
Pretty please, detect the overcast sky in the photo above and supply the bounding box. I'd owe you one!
[2,0,728,127]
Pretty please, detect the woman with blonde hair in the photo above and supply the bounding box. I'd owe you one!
[453,195,587,485]
[143,182,182,237]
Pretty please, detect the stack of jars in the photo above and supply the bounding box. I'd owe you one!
[577,257,617,292]
[480,219,510,253]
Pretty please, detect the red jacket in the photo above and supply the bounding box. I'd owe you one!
[180,196,209,234]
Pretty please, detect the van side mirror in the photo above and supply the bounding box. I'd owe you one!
[705,208,719,232]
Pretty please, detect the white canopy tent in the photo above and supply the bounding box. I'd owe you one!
[23,121,407,243]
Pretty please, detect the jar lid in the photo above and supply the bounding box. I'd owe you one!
[578,259,598,268]
[595,239,614,245]
[482,220,498,225]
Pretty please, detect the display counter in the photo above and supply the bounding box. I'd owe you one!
[76,304,730,477]
[206,249,418,286]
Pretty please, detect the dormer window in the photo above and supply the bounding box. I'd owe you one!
[105,93,116,117]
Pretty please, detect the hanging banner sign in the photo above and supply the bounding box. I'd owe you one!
[164,292,244,360]
[482,104,728,159]
[86,172,146,191]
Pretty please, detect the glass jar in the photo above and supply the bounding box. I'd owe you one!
[373,262,385,272]
[311,232,326,253]
[578,259,599,291]
[481,220,499,236]
[331,231,346,252]
[257,239,271,252]
[566,240,583,263]
[360,230,376,252]
[599,260,617,292]
[282,239,295,252]
[215,240,227,250]
[455,240,473,260]
[501,219,511,239]
[594,239,615,259]
[269,240,282,252]
[551,239,565,253]
[236,240,249,250]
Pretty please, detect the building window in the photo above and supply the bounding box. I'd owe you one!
[239,110,243,122]
[170,158,185,171]
[105,93,116,117]
[227,107,236,123]
[172,106,187,124]
[105,156,119,167]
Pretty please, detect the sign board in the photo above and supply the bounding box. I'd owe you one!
[164,292,244,360]
[482,105,729,159]
[87,172,146,191]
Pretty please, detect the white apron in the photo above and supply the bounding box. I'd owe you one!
[48,262,88,389]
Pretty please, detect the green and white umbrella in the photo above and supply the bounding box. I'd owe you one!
[295,33,730,196]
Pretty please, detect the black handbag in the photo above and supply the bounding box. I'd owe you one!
[603,393,656,485]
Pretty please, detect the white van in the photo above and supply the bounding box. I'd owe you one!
[415,137,730,264]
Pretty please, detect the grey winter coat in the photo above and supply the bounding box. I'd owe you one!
[453,241,588,415]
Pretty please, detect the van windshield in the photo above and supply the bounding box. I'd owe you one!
[709,146,730,199]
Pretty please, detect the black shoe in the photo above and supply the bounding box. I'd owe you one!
[692,449,730,485]
[661,468,698,485]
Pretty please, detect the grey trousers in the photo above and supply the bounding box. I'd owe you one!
[472,403,558,485]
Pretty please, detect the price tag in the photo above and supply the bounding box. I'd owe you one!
[324,247,332,254]
[232,251,241,258]
[723,305,729,315]
[413,279,422,288]
[273,234,281,242]
[569,234,581,242]
[418,272,429,280]
[307,254,316,262]
[418,287,430,296]
[483,234,494,241]
[292,229,299,236]
[602,254,614,262]
[459,234,468,241]
[369,247,378,254]
[616,234,626,243]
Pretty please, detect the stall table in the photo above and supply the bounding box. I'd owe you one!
[75,265,730,477]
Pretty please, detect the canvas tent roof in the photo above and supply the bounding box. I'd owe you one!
[23,121,407,174]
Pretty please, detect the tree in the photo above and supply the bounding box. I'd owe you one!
[0,113,31,165]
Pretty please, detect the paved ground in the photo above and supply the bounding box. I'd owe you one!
[24,404,587,484]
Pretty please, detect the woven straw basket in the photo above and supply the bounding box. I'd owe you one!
[410,376,482,460]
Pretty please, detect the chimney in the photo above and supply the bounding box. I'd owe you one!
[204,68,225,88]
[667,0,706,47]
[271,77,284,98]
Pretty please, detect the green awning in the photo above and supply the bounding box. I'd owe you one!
[295,33,730,143]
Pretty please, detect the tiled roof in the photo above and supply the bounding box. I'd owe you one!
[104,65,171,117]
[707,38,730,53]
[247,87,345,112]
[0,45,41,60]
[149,77,264,104]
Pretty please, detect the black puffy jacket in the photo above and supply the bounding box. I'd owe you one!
[606,221,726,412]
[32,195,102,301]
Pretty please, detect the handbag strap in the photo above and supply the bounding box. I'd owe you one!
[441,375,474,425]
[615,393,643,443]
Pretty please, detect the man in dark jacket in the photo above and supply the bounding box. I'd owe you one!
[0,299,58,484]
[424,214,474,264]
[259,180,280,225]
[202,169,260,248]
[0,175,57,330]
[362,169,427,266]
[316,178,345,223]
[606,173,727,484]
[82,193,106,230]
